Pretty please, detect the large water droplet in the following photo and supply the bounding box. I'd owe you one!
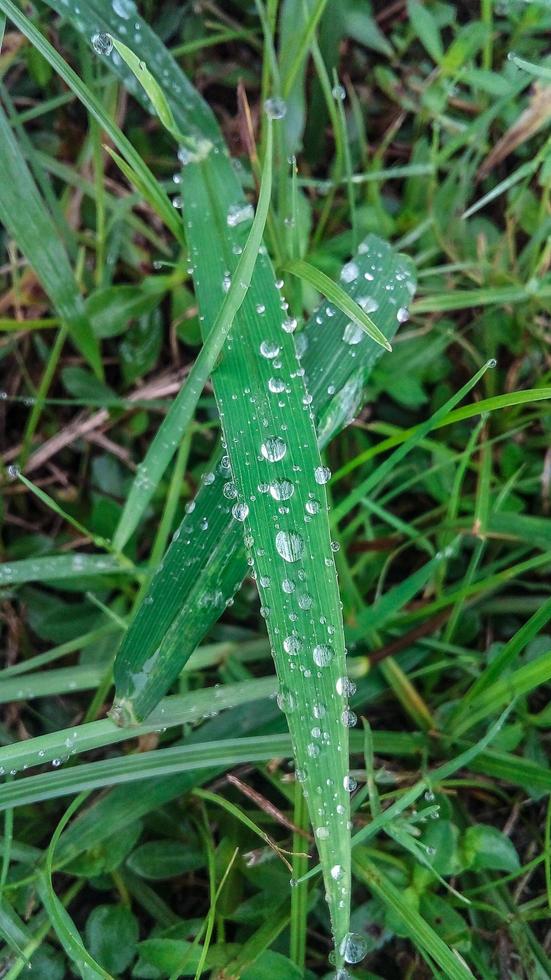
[340,932,368,965]
[275,530,304,563]
[342,322,364,346]
[313,644,334,667]
[340,261,359,283]
[92,32,113,54]
[265,96,287,119]
[232,502,249,522]
[227,202,254,227]
[314,465,331,485]
[397,306,409,323]
[261,437,287,462]
[283,635,302,657]
[260,340,280,359]
[270,478,294,500]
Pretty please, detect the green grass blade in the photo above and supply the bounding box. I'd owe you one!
[112,120,274,551]
[0,553,131,586]
[0,678,276,774]
[285,257,395,350]
[159,128,353,962]
[0,0,182,241]
[0,104,100,377]
[113,236,415,722]
[353,850,475,979]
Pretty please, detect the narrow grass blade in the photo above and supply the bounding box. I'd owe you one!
[113,236,415,722]
[112,121,274,551]
[39,795,108,980]
[454,650,551,736]
[353,850,475,979]
[0,678,276,773]
[0,104,100,376]
[157,130,353,961]
[0,553,130,586]
[0,0,182,241]
[284,257,395,350]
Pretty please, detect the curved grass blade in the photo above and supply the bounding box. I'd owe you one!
[0,0,182,242]
[284,257,394,350]
[112,121,274,551]
[0,104,100,376]
[113,236,415,721]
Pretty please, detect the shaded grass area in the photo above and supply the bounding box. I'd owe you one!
[1,1,551,977]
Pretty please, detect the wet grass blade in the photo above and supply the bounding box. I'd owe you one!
[165,125,354,964]
[0,0,182,241]
[113,121,274,551]
[113,236,415,721]
[284,257,394,349]
[0,104,100,376]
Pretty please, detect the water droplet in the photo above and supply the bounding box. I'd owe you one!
[282,316,297,333]
[275,530,304,563]
[397,306,409,323]
[277,688,296,713]
[316,826,329,840]
[313,703,326,719]
[305,498,320,515]
[358,295,379,313]
[223,481,238,499]
[340,932,367,965]
[261,437,287,462]
[343,775,357,792]
[314,465,331,485]
[113,0,136,17]
[340,261,359,283]
[343,322,364,345]
[341,708,357,728]
[270,478,294,500]
[298,593,313,610]
[222,273,232,293]
[283,634,302,655]
[336,676,356,697]
[227,202,254,226]
[256,303,266,314]
[7,464,20,480]
[307,742,320,758]
[282,578,295,593]
[91,32,113,55]
[332,83,346,100]
[424,788,435,802]
[313,644,334,667]
[232,502,249,521]
[259,340,280,359]
[331,864,344,881]
[52,758,62,768]
[268,377,286,394]
[265,96,287,119]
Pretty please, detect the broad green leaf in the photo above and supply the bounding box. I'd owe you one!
[408,0,443,63]
[84,905,139,975]
[462,824,520,873]
[0,103,100,376]
[126,840,204,879]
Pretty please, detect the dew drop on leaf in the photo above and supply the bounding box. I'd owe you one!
[261,437,287,462]
[275,530,304,563]
[91,32,113,54]
[270,478,294,500]
[313,644,334,667]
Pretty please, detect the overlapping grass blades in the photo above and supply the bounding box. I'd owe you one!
[0,103,100,376]
[114,235,414,722]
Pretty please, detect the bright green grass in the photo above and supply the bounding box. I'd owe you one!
[1,1,551,977]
